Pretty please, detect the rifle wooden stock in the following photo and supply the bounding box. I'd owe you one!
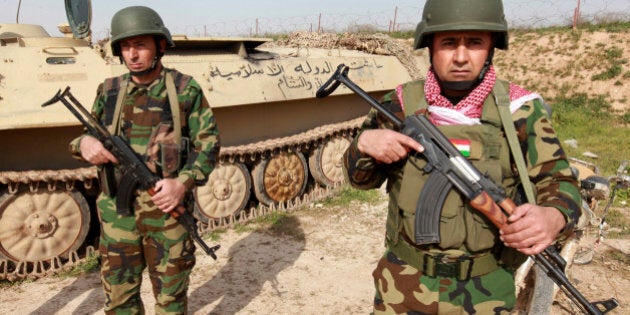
[468,191,510,229]
[316,64,619,315]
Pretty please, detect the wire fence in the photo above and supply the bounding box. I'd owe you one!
[89,0,630,40]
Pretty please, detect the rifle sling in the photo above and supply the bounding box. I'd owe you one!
[108,79,128,135]
[165,72,182,148]
[494,83,535,204]
[414,171,452,244]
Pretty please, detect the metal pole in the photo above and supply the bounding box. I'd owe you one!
[318,13,322,33]
[392,6,398,33]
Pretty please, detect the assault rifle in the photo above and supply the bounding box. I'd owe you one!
[316,64,619,315]
[42,87,220,260]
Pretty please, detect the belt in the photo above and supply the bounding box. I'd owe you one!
[387,237,501,281]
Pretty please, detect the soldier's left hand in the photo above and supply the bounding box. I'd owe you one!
[152,178,186,213]
[499,204,566,255]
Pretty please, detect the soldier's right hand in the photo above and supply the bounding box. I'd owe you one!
[357,129,423,164]
[79,136,119,165]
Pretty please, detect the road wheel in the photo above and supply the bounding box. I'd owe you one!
[0,188,90,262]
[309,137,350,187]
[252,151,308,206]
[194,162,251,221]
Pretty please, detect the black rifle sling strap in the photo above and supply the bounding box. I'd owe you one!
[493,82,536,204]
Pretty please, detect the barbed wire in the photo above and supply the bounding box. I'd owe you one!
[90,1,630,40]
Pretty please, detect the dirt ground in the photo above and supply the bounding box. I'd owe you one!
[0,188,628,315]
[0,192,387,315]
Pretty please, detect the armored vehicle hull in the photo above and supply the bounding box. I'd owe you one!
[165,39,413,221]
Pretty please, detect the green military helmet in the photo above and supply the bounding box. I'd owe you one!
[110,6,175,56]
[413,0,508,50]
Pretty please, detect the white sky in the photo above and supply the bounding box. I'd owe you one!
[1,0,629,40]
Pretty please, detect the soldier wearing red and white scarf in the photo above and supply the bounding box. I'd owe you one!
[396,65,543,126]
[343,1,581,313]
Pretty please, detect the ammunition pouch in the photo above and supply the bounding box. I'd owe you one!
[158,141,180,177]
[146,122,189,178]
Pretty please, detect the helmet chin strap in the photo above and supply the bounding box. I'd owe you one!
[128,56,160,77]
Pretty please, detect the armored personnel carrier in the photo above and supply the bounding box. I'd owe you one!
[0,0,424,279]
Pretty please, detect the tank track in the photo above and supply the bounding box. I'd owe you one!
[219,116,364,163]
[0,117,363,281]
[0,167,98,192]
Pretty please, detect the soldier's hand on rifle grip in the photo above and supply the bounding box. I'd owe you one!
[499,203,567,255]
[357,129,424,164]
[152,178,186,213]
[79,135,119,165]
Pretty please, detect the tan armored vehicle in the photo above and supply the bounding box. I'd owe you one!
[0,0,425,278]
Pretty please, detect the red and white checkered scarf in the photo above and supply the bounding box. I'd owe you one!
[396,65,541,126]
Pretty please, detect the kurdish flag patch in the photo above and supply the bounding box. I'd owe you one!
[450,139,471,157]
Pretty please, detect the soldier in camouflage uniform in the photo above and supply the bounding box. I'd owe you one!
[69,6,220,314]
[343,0,581,314]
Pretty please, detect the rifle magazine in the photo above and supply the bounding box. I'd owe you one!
[414,172,452,245]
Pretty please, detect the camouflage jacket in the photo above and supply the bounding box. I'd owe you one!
[343,80,581,243]
[70,68,220,191]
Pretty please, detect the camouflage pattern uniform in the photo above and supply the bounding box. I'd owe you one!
[70,68,220,314]
[343,81,581,314]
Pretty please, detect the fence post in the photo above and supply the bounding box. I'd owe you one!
[392,6,398,33]
[573,0,581,29]
[318,13,322,33]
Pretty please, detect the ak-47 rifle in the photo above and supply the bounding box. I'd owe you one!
[316,64,619,315]
[42,87,220,260]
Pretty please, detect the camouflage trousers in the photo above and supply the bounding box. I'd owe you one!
[372,250,515,315]
[97,191,196,315]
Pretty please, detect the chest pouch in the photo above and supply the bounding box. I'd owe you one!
[395,122,508,252]
[146,122,184,178]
